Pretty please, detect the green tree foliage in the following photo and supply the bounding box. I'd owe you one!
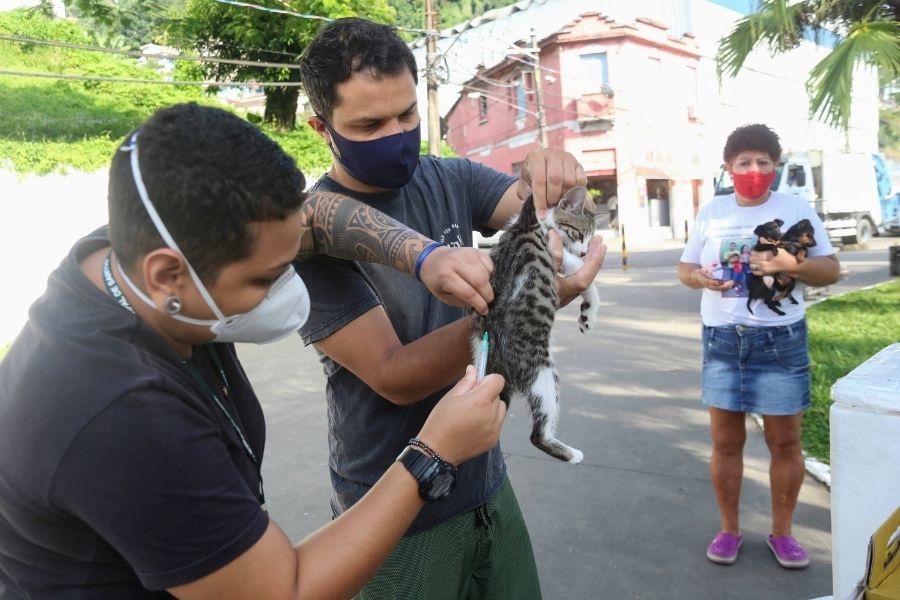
[170,0,394,132]
[389,0,519,32]
[64,0,182,48]
[717,0,900,131]
[438,0,519,29]
[880,101,900,159]
[388,0,421,34]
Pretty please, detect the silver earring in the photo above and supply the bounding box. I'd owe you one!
[165,295,182,315]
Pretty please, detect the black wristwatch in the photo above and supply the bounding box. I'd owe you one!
[396,446,457,502]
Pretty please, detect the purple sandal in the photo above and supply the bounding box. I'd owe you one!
[767,534,810,569]
[706,532,743,565]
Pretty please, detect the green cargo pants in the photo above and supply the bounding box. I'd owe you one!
[356,476,542,600]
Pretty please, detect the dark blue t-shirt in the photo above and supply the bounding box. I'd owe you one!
[0,229,269,598]
[295,155,516,533]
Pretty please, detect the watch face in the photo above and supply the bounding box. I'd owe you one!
[397,446,457,501]
[429,471,455,500]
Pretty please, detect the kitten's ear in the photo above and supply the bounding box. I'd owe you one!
[559,186,589,215]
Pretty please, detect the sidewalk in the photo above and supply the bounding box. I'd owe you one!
[237,240,897,599]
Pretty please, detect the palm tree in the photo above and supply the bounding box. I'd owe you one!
[717,0,900,131]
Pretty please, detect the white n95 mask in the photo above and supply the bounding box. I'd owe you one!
[117,132,310,344]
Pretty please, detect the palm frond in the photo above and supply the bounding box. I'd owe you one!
[807,19,900,129]
[716,0,812,80]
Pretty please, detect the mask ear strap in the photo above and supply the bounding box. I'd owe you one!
[115,259,220,327]
[121,132,227,323]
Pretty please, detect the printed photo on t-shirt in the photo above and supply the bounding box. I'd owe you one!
[713,237,754,298]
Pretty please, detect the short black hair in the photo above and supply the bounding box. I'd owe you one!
[299,17,418,120]
[723,123,782,164]
[108,103,306,283]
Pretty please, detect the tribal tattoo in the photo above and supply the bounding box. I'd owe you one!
[297,191,434,274]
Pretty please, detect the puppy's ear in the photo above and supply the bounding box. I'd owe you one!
[775,219,784,227]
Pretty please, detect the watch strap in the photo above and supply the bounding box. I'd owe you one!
[397,445,457,501]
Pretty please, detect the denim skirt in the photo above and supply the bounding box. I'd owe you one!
[702,318,810,415]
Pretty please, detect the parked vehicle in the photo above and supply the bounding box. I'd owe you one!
[715,151,898,244]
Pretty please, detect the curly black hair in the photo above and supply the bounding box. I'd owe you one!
[299,17,418,120]
[722,124,782,164]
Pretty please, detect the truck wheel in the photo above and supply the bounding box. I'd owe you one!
[854,218,874,245]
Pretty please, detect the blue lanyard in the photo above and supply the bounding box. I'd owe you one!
[101,252,266,507]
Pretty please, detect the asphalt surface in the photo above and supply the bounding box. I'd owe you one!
[237,236,899,600]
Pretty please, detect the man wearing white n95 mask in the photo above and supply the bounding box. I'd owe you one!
[0,103,507,600]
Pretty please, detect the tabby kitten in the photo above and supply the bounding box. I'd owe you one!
[471,186,599,463]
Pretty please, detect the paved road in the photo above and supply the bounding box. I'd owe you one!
[237,236,898,600]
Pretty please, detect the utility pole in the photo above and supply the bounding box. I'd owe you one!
[529,29,548,148]
[425,0,441,156]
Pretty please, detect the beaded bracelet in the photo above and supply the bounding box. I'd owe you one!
[407,437,450,466]
[414,242,443,281]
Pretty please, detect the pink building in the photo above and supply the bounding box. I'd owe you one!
[446,12,710,241]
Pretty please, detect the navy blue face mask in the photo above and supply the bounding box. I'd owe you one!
[322,119,421,189]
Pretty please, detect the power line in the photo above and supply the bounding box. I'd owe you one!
[213,0,434,36]
[450,79,611,122]
[0,34,301,70]
[0,69,303,87]
[459,67,615,108]
[435,32,595,89]
[453,82,538,117]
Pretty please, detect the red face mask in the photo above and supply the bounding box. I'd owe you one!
[731,170,776,200]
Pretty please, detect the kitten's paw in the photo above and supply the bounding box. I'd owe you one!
[578,302,597,333]
[568,448,584,464]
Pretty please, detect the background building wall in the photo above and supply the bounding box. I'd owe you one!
[439,0,881,244]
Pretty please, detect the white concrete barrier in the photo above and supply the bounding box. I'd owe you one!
[830,343,900,599]
[0,169,109,344]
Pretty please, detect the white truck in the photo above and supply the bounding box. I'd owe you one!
[715,151,898,244]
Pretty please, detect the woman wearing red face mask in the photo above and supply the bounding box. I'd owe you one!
[676,124,840,569]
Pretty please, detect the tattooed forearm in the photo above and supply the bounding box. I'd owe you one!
[296,191,435,274]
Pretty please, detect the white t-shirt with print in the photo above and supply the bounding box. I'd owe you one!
[680,191,835,327]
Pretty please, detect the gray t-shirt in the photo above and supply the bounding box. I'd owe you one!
[295,155,516,533]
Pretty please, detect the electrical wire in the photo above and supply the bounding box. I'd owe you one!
[456,84,538,117]
[0,69,303,87]
[0,34,301,69]
[450,79,612,122]
[212,0,434,36]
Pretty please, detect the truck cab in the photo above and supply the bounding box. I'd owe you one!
[715,151,896,245]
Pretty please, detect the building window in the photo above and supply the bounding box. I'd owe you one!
[579,52,609,94]
[515,77,527,119]
[478,95,488,122]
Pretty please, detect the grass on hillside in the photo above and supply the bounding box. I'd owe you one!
[0,9,333,177]
[803,279,900,464]
[0,9,207,174]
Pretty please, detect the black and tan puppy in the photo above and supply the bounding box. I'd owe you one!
[771,219,816,306]
[746,219,785,315]
[779,218,816,261]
